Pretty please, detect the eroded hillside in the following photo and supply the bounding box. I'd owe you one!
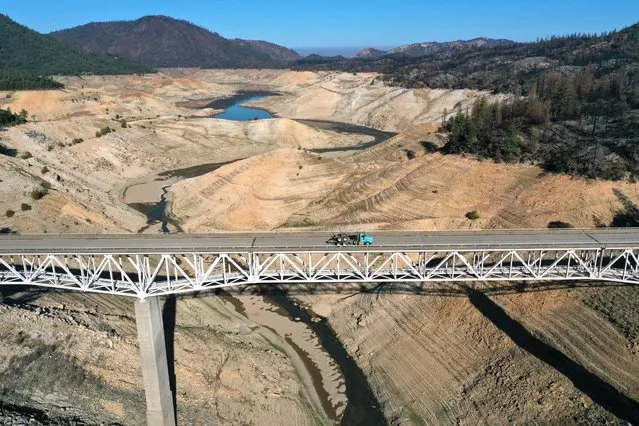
[0,70,638,425]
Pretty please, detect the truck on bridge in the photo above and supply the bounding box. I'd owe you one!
[326,232,374,246]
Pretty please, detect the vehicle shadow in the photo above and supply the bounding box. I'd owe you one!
[463,284,639,424]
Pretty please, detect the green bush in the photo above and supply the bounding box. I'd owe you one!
[30,189,47,200]
[465,210,481,220]
[20,151,32,159]
[96,127,113,137]
[41,166,49,174]
[5,209,15,218]
[20,203,31,211]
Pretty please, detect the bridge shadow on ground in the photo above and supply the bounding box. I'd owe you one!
[463,285,639,424]
[187,280,633,299]
[2,281,639,423]
[0,286,50,306]
[181,281,639,423]
[161,295,178,425]
[610,188,639,227]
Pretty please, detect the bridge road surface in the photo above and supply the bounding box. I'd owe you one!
[1,229,639,253]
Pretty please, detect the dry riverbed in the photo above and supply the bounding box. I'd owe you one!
[0,69,638,425]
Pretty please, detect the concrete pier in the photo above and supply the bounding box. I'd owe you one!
[135,297,176,426]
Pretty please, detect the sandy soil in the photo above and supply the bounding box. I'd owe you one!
[1,69,638,425]
[0,289,331,425]
[293,283,639,425]
[172,131,639,232]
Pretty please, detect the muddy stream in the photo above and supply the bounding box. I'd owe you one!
[120,93,389,424]
[221,291,386,425]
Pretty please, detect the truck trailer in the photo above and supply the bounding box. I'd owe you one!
[326,232,374,246]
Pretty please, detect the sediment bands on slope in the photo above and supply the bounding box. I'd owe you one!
[1,69,639,425]
[298,283,639,424]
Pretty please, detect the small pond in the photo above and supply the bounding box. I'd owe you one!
[207,91,276,121]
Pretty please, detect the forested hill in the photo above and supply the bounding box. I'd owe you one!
[384,23,639,93]
[294,22,639,181]
[0,14,152,90]
[292,23,639,94]
[50,16,287,68]
[435,24,639,181]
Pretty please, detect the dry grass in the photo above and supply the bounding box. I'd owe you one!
[584,286,639,342]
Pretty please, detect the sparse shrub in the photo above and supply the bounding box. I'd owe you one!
[298,165,303,170]
[20,151,32,159]
[406,149,416,160]
[46,145,54,151]
[115,114,120,119]
[5,209,15,218]
[41,166,49,174]
[20,203,31,211]
[421,141,439,153]
[40,181,52,189]
[465,210,480,220]
[71,138,84,145]
[96,131,101,137]
[30,189,47,200]
[121,120,127,128]
[291,217,316,227]
[99,127,112,136]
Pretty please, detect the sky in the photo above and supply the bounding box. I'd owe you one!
[3,0,638,54]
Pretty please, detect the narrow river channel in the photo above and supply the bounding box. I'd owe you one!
[124,92,390,424]
[221,290,387,425]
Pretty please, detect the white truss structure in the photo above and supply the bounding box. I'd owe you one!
[1,247,638,298]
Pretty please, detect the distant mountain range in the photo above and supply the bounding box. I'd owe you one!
[50,16,300,69]
[355,38,514,58]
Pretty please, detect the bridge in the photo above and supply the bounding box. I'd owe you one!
[1,229,638,425]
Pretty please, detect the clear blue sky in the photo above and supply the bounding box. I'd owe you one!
[3,0,638,50]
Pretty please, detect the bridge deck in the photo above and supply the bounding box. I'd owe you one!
[1,229,639,253]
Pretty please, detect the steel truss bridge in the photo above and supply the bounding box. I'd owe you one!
[2,230,639,298]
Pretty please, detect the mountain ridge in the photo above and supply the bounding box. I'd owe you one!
[355,37,514,58]
[50,15,297,68]
[0,14,152,89]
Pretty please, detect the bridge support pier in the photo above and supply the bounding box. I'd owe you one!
[135,297,176,426]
